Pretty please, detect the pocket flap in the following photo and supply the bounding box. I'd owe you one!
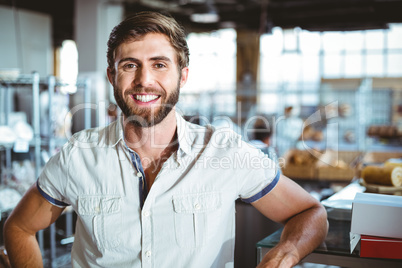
[78,196,121,215]
[173,192,221,213]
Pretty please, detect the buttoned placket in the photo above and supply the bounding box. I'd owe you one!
[141,151,184,268]
[127,148,148,209]
[125,147,153,267]
[123,133,185,267]
[141,203,152,268]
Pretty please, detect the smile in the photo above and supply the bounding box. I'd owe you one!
[133,94,159,103]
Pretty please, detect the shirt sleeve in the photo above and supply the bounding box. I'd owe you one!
[37,144,71,207]
[240,170,280,203]
[235,140,280,203]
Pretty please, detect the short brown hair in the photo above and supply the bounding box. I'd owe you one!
[107,11,190,72]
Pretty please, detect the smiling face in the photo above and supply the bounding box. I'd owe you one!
[107,33,189,127]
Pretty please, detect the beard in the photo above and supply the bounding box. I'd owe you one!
[114,80,180,128]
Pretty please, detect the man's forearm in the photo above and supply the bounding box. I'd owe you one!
[4,223,43,268]
[258,204,328,267]
[280,204,328,261]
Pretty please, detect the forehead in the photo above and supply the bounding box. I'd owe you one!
[115,33,177,63]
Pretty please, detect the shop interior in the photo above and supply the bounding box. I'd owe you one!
[1,0,402,267]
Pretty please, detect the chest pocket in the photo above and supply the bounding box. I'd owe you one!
[78,196,122,250]
[172,192,221,248]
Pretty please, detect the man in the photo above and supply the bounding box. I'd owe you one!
[248,115,277,157]
[4,11,328,268]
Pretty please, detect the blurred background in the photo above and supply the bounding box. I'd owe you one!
[1,0,402,267]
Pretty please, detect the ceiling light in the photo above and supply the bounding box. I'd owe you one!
[190,2,220,23]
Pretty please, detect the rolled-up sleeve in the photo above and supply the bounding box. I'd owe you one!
[235,141,280,203]
[37,143,71,207]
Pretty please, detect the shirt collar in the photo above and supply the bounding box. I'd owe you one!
[108,112,194,157]
[175,111,193,156]
[95,117,123,147]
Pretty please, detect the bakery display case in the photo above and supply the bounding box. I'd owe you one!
[316,150,362,181]
[280,149,363,182]
[281,149,318,180]
[258,181,402,267]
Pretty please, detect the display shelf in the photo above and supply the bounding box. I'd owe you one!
[0,75,69,88]
[0,74,38,87]
[0,72,89,268]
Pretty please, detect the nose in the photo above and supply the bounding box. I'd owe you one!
[134,66,154,87]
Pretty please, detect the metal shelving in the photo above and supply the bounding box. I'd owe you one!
[0,72,90,268]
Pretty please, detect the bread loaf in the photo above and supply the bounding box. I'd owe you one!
[392,167,402,187]
[362,165,402,187]
[288,150,317,166]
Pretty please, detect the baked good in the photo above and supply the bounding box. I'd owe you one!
[362,165,402,187]
[288,150,317,166]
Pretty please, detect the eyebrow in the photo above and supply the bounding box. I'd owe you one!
[150,56,172,63]
[118,56,172,66]
[118,57,140,66]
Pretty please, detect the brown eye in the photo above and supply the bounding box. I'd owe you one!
[125,63,135,69]
[155,63,166,68]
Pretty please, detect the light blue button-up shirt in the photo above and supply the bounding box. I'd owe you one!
[37,112,279,267]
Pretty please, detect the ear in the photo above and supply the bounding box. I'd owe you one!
[179,67,189,88]
[107,67,115,85]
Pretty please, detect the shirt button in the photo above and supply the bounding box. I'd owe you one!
[145,250,152,257]
[194,203,201,210]
[136,172,142,177]
[143,210,150,217]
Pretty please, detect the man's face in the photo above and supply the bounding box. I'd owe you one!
[107,33,189,127]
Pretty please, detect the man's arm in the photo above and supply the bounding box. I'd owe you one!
[252,174,328,268]
[3,184,65,268]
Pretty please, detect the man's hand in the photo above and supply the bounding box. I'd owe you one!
[256,241,299,268]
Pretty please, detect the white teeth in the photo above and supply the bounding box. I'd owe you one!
[134,95,158,103]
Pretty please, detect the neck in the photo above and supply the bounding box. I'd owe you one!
[123,110,178,161]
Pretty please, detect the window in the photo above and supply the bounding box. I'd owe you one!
[59,40,78,94]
